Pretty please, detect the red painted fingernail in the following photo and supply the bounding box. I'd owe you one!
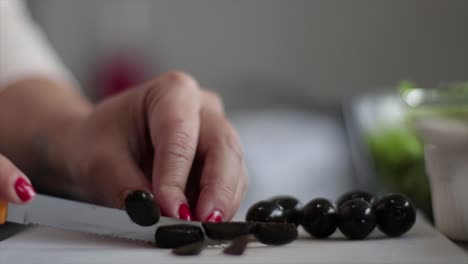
[14,177,36,202]
[178,203,193,221]
[205,210,223,222]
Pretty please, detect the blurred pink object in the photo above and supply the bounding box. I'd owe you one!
[94,50,147,98]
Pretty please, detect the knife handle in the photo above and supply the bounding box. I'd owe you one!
[0,200,7,224]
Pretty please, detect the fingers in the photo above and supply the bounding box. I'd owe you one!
[0,154,36,204]
[195,108,248,222]
[144,72,201,218]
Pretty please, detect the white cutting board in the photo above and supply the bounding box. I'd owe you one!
[0,216,466,264]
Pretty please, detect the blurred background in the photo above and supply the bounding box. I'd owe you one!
[26,0,468,217]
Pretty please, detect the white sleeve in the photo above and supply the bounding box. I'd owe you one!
[0,0,79,90]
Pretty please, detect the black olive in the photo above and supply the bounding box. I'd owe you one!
[202,222,253,241]
[223,235,250,255]
[252,222,298,245]
[301,198,337,238]
[375,193,416,237]
[336,190,378,209]
[269,195,303,226]
[155,224,204,249]
[172,241,206,256]
[125,191,160,226]
[245,200,286,223]
[338,200,376,240]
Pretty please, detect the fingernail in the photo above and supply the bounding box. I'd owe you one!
[205,210,223,222]
[14,177,36,202]
[125,190,160,226]
[178,203,193,221]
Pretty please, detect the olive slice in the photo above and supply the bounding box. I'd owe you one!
[125,191,160,226]
[336,190,378,209]
[172,241,206,256]
[252,222,298,246]
[155,224,204,249]
[223,235,251,255]
[202,222,253,240]
[375,193,416,237]
[246,200,286,223]
[269,195,303,226]
[338,200,376,240]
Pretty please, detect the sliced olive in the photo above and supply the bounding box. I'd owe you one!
[301,198,337,238]
[252,222,298,245]
[155,224,204,249]
[246,200,286,223]
[172,241,206,256]
[336,190,378,209]
[375,193,416,237]
[125,190,160,226]
[269,195,303,226]
[223,235,251,255]
[338,199,376,240]
[202,222,253,241]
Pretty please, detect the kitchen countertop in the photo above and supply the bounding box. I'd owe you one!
[1,216,467,264]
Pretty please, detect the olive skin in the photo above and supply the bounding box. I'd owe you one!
[269,195,303,226]
[336,190,378,209]
[375,193,416,237]
[246,200,286,223]
[202,222,253,240]
[301,198,338,238]
[155,224,204,249]
[338,199,377,240]
[252,222,298,245]
[125,191,160,226]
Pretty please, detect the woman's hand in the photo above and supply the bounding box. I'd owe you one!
[60,72,248,222]
[0,153,36,204]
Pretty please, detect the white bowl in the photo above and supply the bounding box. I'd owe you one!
[418,118,468,241]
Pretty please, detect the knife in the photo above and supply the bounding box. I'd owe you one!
[0,194,199,243]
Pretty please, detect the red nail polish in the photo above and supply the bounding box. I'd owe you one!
[178,203,192,221]
[14,178,36,202]
[205,210,223,222]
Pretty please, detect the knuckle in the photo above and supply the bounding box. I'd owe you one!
[203,90,224,113]
[166,130,196,163]
[162,71,199,91]
[216,183,237,202]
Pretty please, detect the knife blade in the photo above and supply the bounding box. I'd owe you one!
[0,194,200,243]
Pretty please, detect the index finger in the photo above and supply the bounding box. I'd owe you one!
[145,72,201,219]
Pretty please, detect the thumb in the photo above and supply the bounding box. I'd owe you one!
[0,154,36,204]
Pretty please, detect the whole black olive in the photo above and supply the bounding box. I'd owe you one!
[125,191,160,226]
[336,190,378,209]
[301,198,337,238]
[375,193,416,237]
[252,222,298,245]
[338,199,376,240]
[202,222,253,241]
[155,224,204,249]
[245,200,286,223]
[269,195,303,226]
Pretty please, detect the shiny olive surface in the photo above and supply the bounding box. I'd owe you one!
[338,199,376,240]
[336,190,378,209]
[253,222,298,245]
[125,191,160,226]
[375,193,416,237]
[301,198,337,238]
[269,195,303,226]
[246,200,286,223]
[155,224,204,249]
